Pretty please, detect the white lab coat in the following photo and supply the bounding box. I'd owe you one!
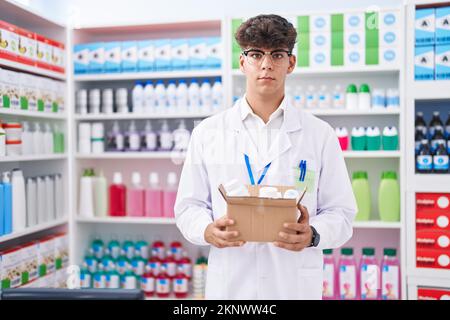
[175,98,357,300]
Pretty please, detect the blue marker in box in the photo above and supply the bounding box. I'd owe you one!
[104,42,121,73]
[415,8,436,45]
[171,39,189,70]
[73,44,90,74]
[436,44,450,80]
[206,37,222,69]
[415,45,435,80]
[137,40,155,72]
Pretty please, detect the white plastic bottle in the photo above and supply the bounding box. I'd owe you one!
[188,79,200,113]
[318,85,330,109]
[386,88,400,109]
[166,80,177,113]
[45,175,55,221]
[79,169,95,218]
[293,86,305,109]
[94,171,108,218]
[91,122,105,154]
[200,80,212,112]
[77,89,88,114]
[306,85,317,109]
[345,84,358,110]
[132,81,144,114]
[102,89,114,114]
[26,177,37,227]
[173,120,191,152]
[332,85,345,109]
[158,120,174,151]
[143,81,156,113]
[37,176,47,224]
[89,89,101,114]
[126,121,141,152]
[116,88,128,114]
[21,121,34,155]
[155,80,167,113]
[358,84,371,110]
[176,80,189,114]
[143,120,157,151]
[44,123,54,154]
[11,169,27,232]
[108,121,124,152]
[33,123,44,155]
[54,174,64,218]
[211,78,223,112]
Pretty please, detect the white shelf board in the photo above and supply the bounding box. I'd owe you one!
[343,151,401,158]
[232,66,400,77]
[0,108,67,120]
[353,221,402,229]
[74,70,222,82]
[412,174,450,193]
[76,152,186,160]
[0,217,68,244]
[145,294,197,300]
[0,154,67,163]
[408,268,450,281]
[74,112,216,121]
[412,81,450,100]
[0,58,66,81]
[305,109,400,116]
[76,217,176,225]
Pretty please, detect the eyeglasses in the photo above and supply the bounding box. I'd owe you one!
[242,49,292,66]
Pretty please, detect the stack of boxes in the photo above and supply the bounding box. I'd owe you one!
[415,6,450,81]
[74,37,222,74]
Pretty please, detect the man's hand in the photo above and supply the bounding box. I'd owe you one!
[204,216,246,248]
[273,203,313,252]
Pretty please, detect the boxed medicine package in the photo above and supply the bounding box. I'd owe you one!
[218,183,305,242]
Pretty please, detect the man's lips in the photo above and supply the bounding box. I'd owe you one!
[258,76,275,80]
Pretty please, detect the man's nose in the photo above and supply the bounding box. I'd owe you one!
[260,54,274,70]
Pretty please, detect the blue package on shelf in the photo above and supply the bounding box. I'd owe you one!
[154,39,172,71]
[206,37,222,69]
[189,37,207,70]
[435,44,450,80]
[415,8,436,46]
[87,42,105,74]
[73,44,90,74]
[415,45,435,81]
[104,42,122,73]
[171,39,189,70]
[436,7,450,45]
[121,41,138,72]
[137,40,155,72]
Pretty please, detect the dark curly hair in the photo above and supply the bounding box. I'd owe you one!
[235,14,297,52]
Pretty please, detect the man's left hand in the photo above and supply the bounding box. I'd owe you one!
[273,203,312,252]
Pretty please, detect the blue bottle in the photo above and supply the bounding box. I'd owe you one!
[416,139,433,173]
[0,183,4,236]
[2,172,12,235]
[433,143,449,173]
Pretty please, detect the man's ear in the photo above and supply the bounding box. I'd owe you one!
[239,53,246,74]
[287,55,296,74]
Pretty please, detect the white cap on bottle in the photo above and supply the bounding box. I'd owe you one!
[113,172,122,184]
[167,172,177,186]
[132,172,141,185]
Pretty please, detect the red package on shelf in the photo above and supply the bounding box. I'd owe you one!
[16,26,36,67]
[416,193,450,215]
[0,20,20,63]
[35,34,54,72]
[416,230,450,250]
[416,249,450,270]
[416,210,450,231]
[418,287,450,300]
[47,37,65,74]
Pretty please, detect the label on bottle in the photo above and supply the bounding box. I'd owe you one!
[145,133,157,150]
[182,263,192,278]
[80,273,91,288]
[433,155,449,171]
[360,264,379,299]
[107,274,120,289]
[417,155,433,171]
[167,262,177,277]
[323,263,335,298]
[132,260,145,276]
[156,278,170,294]
[93,273,106,289]
[160,132,173,150]
[141,276,155,292]
[339,265,356,299]
[109,245,120,259]
[381,265,399,300]
[122,275,137,289]
[174,278,188,294]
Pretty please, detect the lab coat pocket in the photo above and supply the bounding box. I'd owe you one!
[292,159,318,194]
[297,268,323,300]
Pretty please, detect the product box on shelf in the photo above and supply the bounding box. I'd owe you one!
[48,39,65,74]
[345,48,364,67]
[344,12,365,32]
[0,246,23,289]
[35,34,53,71]
[435,44,450,80]
[121,41,138,72]
[171,39,189,70]
[137,40,154,72]
[310,49,330,68]
[206,37,222,69]
[416,249,449,269]
[415,45,435,80]
[0,20,20,62]
[416,230,450,250]
[435,7,450,45]
[218,184,299,242]
[38,236,56,277]
[310,14,330,33]
[311,32,331,52]
[380,47,398,66]
[54,233,69,270]
[16,27,36,66]
[154,39,171,71]
[73,43,90,74]
[19,241,39,285]
[88,42,104,74]
[380,10,400,30]
[104,41,121,73]
[416,209,450,231]
[189,38,206,70]
[2,69,20,109]
[416,193,450,215]
[418,287,450,300]
[415,8,436,45]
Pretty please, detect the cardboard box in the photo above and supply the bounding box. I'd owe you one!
[310,14,330,33]
[16,27,36,66]
[0,247,23,288]
[218,184,300,242]
[345,48,364,67]
[121,41,138,72]
[380,47,398,66]
[0,20,20,63]
[435,44,450,80]
[38,236,56,277]
[436,6,450,45]
[344,12,365,32]
[104,41,121,73]
[73,43,89,74]
[154,39,171,71]
[171,38,189,70]
[54,233,69,270]
[414,45,435,80]
[205,37,222,69]
[415,8,435,45]
[49,39,65,74]
[137,40,154,72]
[87,42,104,74]
[416,249,449,269]
[416,230,450,250]
[189,37,206,70]
[416,193,450,214]
[19,241,39,285]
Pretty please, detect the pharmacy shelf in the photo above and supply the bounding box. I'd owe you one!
[412,81,450,100]
[74,70,222,82]
[0,108,67,120]
[74,112,216,121]
[343,151,401,158]
[76,217,176,225]
[408,268,450,281]
[0,154,67,163]
[0,58,66,81]
[353,221,402,229]
[305,109,400,116]
[411,174,450,193]
[75,152,186,160]
[232,66,400,77]
[146,294,197,300]
[0,217,68,245]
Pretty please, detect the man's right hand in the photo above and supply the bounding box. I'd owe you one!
[204,216,246,248]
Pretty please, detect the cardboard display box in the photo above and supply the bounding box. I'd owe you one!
[218,184,304,242]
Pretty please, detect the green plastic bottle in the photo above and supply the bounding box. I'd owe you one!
[352,171,371,221]
[378,171,400,222]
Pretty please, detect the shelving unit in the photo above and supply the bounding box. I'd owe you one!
[405,0,450,299]
[76,217,176,225]
[0,1,69,253]
[74,112,215,121]
[74,70,221,82]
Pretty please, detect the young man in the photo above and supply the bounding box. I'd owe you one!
[175,14,357,299]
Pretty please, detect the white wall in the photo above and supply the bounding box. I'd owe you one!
[26,0,405,27]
